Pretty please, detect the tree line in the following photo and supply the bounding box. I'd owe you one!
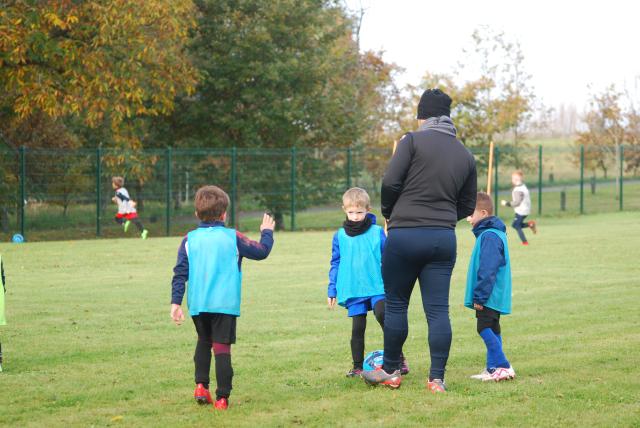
[1,2,637,228]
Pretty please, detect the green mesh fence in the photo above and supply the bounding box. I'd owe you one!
[0,144,638,242]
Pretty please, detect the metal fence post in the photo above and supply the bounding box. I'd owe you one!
[346,147,352,189]
[230,147,237,228]
[291,147,297,231]
[96,147,102,236]
[538,145,543,216]
[579,145,584,214]
[19,146,26,239]
[166,147,172,236]
[494,147,499,216]
[619,145,624,211]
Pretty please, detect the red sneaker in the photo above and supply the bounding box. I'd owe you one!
[214,397,229,410]
[194,383,213,405]
[528,220,537,234]
[522,241,529,246]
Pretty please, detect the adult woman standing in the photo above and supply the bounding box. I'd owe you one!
[362,89,477,392]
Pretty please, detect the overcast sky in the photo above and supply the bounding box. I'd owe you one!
[344,0,640,110]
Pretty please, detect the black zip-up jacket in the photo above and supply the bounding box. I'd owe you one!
[381,128,477,229]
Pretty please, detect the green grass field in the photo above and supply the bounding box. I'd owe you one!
[0,212,639,427]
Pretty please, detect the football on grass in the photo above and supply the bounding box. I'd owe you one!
[363,350,384,372]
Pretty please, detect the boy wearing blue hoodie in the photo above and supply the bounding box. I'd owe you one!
[327,188,408,377]
[465,192,515,382]
[170,185,275,410]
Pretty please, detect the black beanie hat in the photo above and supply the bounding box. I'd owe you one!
[417,89,452,119]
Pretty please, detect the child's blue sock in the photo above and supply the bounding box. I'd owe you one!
[485,345,495,370]
[480,328,510,369]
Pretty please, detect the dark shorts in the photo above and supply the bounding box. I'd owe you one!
[192,313,237,344]
[476,306,501,335]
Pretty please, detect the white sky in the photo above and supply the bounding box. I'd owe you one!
[345,0,640,109]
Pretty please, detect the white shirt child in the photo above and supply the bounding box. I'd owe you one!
[511,184,531,216]
[114,187,137,215]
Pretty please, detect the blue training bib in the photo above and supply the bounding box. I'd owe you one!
[336,225,384,307]
[186,227,242,316]
[464,228,512,315]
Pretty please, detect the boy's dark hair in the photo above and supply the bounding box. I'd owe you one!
[476,192,494,215]
[195,186,229,221]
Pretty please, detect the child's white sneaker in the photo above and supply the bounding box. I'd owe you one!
[484,366,516,382]
[470,369,492,381]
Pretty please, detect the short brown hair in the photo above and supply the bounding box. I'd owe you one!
[476,192,494,215]
[194,185,229,221]
[112,176,124,187]
[342,187,370,209]
[512,170,524,178]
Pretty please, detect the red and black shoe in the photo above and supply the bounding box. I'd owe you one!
[194,383,213,405]
[346,368,363,377]
[214,397,229,410]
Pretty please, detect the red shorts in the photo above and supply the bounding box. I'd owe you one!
[115,213,138,220]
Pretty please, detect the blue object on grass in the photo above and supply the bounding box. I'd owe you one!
[11,234,24,243]
[363,350,384,372]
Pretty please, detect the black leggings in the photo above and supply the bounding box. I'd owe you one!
[351,300,385,369]
[115,216,144,232]
[382,227,456,380]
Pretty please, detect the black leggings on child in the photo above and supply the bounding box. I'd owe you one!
[114,216,145,232]
[192,314,235,400]
[351,300,385,370]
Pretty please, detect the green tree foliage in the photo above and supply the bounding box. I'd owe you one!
[577,86,631,179]
[1,0,196,140]
[625,102,640,175]
[162,0,383,149]
[414,28,535,169]
[0,0,197,216]
[157,0,394,227]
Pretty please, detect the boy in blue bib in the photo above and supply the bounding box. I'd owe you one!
[327,188,408,377]
[465,192,515,382]
[170,186,275,410]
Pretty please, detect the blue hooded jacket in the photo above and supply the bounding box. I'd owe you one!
[464,216,512,314]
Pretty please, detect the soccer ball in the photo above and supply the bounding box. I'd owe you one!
[11,234,24,243]
[363,350,384,372]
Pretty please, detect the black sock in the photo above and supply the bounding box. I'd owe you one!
[214,353,233,400]
[133,218,144,232]
[351,338,365,369]
[193,340,212,387]
[351,315,366,369]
